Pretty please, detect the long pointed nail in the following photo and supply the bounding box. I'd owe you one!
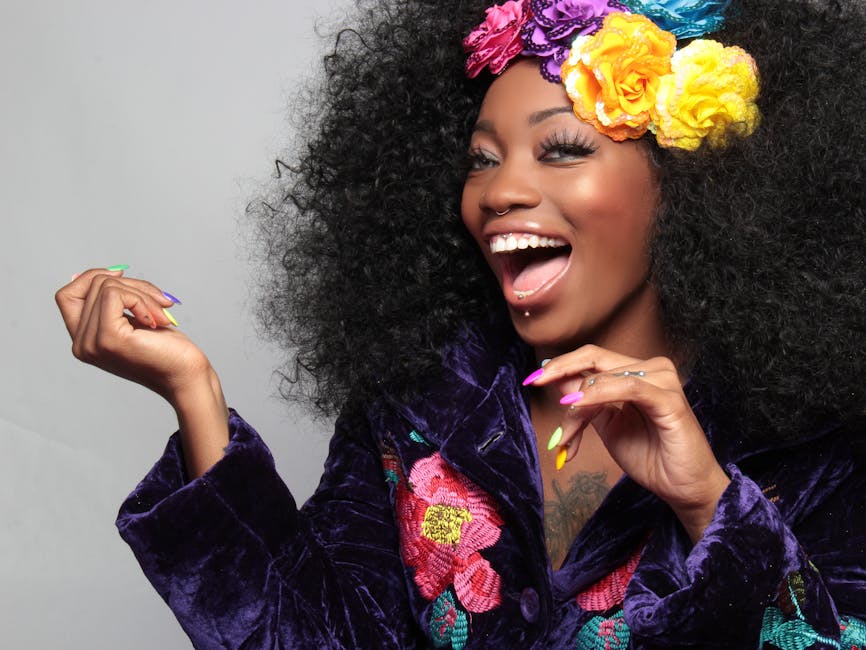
[162,291,182,305]
[522,368,544,385]
[547,426,563,451]
[559,391,584,405]
[555,447,567,471]
[105,264,129,271]
[162,308,178,327]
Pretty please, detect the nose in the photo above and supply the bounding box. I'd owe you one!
[480,156,542,216]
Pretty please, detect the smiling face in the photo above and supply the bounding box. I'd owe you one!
[461,59,666,359]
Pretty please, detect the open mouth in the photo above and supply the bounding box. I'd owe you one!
[488,233,572,300]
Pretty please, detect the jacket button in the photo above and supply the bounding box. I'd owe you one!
[519,587,540,623]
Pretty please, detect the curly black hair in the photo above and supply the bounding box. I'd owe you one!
[250,0,866,449]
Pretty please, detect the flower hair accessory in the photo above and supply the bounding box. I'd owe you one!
[463,0,760,151]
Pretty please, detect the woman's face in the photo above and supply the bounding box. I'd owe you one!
[461,59,663,356]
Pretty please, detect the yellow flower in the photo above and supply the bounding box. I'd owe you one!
[562,12,676,141]
[652,39,760,150]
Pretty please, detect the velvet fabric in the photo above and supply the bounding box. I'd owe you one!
[117,326,866,648]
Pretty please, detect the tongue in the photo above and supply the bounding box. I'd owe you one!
[512,253,568,293]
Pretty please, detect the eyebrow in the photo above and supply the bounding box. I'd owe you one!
[472,105,574,133]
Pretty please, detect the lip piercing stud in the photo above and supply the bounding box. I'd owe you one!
[524,311,530,317]
[516,291,527,300]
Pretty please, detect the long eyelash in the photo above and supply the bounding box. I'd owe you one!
[465,146,495,169]
[540,130,597,156]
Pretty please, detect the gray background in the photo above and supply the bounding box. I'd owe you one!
[1,1,349,647]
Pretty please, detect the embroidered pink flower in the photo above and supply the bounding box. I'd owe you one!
[463,0,532,78]
[396,452,504,613]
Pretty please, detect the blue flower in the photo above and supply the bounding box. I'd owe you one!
[621,0,732,38]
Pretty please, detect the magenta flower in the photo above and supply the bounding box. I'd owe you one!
[463,0,532,78]
[396,452,504,613]
[521,0,628,81]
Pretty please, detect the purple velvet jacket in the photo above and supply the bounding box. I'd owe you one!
[117,328,866,649]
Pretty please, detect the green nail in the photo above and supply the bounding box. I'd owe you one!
[547,426,563,451]
[105,264,129,271]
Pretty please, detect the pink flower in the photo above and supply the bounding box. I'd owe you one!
[396,452,504,613]
[463,0,532,78]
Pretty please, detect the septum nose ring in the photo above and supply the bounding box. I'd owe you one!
[495,208,511,216]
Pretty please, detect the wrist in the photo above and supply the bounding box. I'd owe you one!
[170,366,230,480]
[669,468,731,544]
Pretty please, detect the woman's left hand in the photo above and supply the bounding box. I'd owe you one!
[527,345,730,542]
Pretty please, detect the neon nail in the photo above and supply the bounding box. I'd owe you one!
[555,447,567,471]
[547,426,563,451]
[162,291,182,305]
[105,264,129,271]
[559,391,584,405]
[162,308,179,327]
[522,368,544,386]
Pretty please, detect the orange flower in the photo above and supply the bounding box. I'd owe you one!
[562,12,675,141]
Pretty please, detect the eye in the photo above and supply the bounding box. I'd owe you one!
[466,146,498,172]
[539,131,597,162]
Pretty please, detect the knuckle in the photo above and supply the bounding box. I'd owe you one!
[650,356,676,372]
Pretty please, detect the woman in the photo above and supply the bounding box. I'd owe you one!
[55,0,866,647]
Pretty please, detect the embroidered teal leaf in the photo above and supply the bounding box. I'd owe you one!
[759,607,841,650]
[576,609,631,649]
[430,590,469,650]
[409,429,431,446]
[840,615,866,646]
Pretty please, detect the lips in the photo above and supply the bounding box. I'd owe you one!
[487,232,572,306]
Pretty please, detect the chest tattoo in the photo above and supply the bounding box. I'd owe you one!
[544,471,609,569]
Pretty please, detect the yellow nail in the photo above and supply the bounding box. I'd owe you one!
[547,426,563,451]
[162,308,178,327]
[555,447,567,471]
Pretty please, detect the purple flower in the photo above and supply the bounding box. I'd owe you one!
[521,0,628,82]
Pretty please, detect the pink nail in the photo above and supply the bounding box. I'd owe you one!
[522,368,544,386]
[559,391,584,405]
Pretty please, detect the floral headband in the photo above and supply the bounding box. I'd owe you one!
[463,0,760,151]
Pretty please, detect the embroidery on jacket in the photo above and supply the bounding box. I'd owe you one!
[382,431,505,650]
[575,610,630,650]
[759,571,866,649]
[430,588,470,650]
[840,616,866,648]
[573,547,641,649]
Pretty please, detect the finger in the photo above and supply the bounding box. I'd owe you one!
[567,367,685,428]
[78,275,176,341]
[74,283,169,363]
[552,426,585,471]
[554,359,677,402]
[523,344,645,387]
[558,402,600,450]
[56,268,125,337]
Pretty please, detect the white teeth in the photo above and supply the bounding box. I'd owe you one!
[488,233,568,254]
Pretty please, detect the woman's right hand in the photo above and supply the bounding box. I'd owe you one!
[56,268,229,477]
